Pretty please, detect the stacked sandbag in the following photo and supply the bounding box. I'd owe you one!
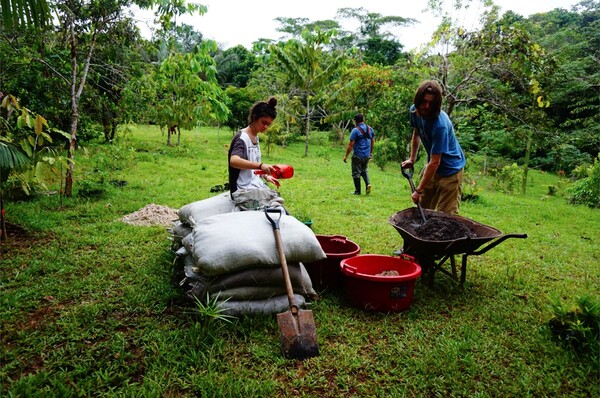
[170,194,325,316]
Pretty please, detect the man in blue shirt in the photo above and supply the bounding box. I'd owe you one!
[344,113,375,195]
[402,80,466,214]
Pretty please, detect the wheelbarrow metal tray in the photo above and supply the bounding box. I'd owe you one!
[388,208,503,256]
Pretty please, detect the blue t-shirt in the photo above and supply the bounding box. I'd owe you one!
[349,123,374,158]
[409,105,465,176]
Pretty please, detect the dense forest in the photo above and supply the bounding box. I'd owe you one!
[1,0,599,205]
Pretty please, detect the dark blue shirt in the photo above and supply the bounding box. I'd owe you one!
[349,123,374,158]
[409,105,465,176]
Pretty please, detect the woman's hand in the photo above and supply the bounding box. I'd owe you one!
[265,174,281,188]
[259,163,275,175]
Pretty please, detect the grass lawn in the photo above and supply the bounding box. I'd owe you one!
[1,124,598,397]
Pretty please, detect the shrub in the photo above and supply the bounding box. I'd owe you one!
[462,173,482,202]
[372,138,397,171]
[566,155,600,208]
[548,144,592,174]
[547,294,600,356]
[492,163,521,194]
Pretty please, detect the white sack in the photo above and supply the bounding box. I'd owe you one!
[208,263,317,300]
[208,263,305,291]
[171,221,193,242]
[189,211,326,276]
[181,254,213,299]
[214,294,307,316]
[177,193,236,225]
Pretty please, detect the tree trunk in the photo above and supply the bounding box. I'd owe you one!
[64,112,78,197]
[102,116,110,142]
[110,120,117,142]
[521,130,533,194]
[304,97,310,157]
[167,126,175,146]
[0,179,5,243]
[64,17,99,197]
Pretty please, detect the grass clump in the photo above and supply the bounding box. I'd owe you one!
[548,294,600,356]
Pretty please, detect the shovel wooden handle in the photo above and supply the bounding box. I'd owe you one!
[265,207,298,313]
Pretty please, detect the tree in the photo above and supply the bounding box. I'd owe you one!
[525,3,600,162]
[154,23,203,54]
[335,7,414,65]
[0,94,29,241]
[1,0,215,196]
[454,12,557,193]
[0,0,51,29]
[222,86,256,133]
[54,0,136,197]
[83,18,148,143]
[269,28,345,156]
[136,41,230,146]
[214,45,258,88]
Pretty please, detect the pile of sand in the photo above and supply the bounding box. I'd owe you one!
[120,204,178,227]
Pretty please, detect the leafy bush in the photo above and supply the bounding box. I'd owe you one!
[372,138,397,171]
[1,94,70,197]
[492,163,522,194]
[548,294,600,356]
[566,155,600,208]
[548,144,592,174]
[462,173,482,201]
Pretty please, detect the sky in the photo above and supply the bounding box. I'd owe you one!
[135,0,581,51]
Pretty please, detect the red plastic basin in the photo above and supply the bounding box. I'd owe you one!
[340,254,421,312]
[304,235,360,290]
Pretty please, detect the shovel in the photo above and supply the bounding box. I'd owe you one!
[401,166,427,224]
[265,207,319,360]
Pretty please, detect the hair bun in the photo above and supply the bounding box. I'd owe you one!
[267,97,277,108]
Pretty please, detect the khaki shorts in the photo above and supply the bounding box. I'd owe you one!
[421,169,464,215]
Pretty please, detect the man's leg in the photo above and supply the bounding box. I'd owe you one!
[360,158,372,194]
[419,175,438,210]
[436,169,463,214]
[351,157,361,194]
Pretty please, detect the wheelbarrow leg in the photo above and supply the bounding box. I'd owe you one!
[451,255,457,280]
[460,255,468,286]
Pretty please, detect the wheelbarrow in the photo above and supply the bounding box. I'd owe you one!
[388,208,527,286]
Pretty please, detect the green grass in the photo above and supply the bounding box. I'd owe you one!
[1,125,598,397]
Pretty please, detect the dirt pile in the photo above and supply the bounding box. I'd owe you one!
[394,214,476,241]
[120,204,178,227]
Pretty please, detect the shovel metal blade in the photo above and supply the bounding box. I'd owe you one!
[277,310,320,359]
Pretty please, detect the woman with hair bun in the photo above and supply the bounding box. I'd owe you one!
[228,97,284,210]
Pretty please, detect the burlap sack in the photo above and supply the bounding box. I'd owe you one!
[208,263,317,300]
[213,294,307,316]
[188,211,326,276]
[177,193,236,225]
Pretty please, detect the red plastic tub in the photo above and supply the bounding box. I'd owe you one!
[304,235,360,290]
[340,254,421,312]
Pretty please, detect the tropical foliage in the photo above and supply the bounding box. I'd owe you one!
[0,0,598,200]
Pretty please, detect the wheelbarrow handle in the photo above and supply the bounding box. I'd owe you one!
[471,233,528,256]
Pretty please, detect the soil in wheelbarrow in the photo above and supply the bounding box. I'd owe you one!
[396,213,477,241]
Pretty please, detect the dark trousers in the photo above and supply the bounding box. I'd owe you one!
[351,156,370,193]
